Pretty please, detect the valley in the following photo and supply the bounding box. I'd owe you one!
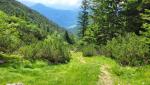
[0,0,150,85]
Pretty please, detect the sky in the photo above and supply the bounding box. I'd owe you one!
[18,0,82,10]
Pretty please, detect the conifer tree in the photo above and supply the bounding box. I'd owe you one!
[141,9,150,45]
[79,0,90,37]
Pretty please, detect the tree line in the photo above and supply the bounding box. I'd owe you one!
[79,0,150,66]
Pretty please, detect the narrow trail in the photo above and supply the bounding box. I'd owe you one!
[75,52,86,64]
[79,56,86,64]
[97,65,113,85]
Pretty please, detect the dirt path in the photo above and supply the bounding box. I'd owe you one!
[79,56,86,63]
[97,65,113,85]
[75,52,86,64]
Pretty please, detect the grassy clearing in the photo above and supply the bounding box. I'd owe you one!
[0,52,101,85]
[0,52,150,85]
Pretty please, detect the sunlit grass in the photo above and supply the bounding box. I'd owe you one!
[0,52,150,85]
[0,52,101,85]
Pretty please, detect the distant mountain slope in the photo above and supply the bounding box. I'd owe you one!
[0,0,64,33]
[31,4,79,29]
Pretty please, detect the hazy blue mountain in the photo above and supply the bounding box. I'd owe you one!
[0,0,65,33]
[31,4,79,29]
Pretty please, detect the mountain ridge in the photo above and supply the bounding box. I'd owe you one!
[30,3,79,29]
[0,0,65,33]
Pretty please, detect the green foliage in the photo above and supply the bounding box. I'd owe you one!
[0,12,20,52]
[82,44,97,57]
[79,0,150,45]
[102,33,150,66]
[19,45,35,60]
[64,31,75,44]
[35,35,71,63]
[83,23,99,44]
[0,0,64,33]
[0,10,70,64]
[0,53,22,61]
[78,0,150,66]
[86,0,126,45]
[125,0,143,34]
[0,53,23,68]
[0,11,47,53]
[0,27,21,53]
[140,9,150,45]
[78,0,90,37]
[19,34,71,64]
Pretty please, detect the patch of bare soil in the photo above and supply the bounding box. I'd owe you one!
[97,65,113,85]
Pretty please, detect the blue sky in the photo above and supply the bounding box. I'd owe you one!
[18,0,82,10]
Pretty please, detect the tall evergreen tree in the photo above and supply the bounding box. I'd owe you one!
[79,0,150,46]
[89,0,126,44]
[140,0,150,46]
[64,31,74,44]
[79,0,90,37]
[123,0,150,35]
[140,9,150,45]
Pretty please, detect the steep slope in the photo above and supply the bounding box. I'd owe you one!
[30,4,79,28]
[0,0,64,33]
[0,11,47,52]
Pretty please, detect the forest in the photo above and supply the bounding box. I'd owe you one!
[0,0,150,85]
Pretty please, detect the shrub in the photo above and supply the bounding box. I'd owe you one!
[19,45,35,60]
[102,33,150,66]
[82,44,97,57]
[0,53,23,68]
[35,35,71,63]
[0,28,21,53]
[19,34,71,64]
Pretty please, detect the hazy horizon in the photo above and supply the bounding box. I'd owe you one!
[17,0,82,10]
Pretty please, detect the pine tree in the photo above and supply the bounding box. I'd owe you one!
[78,0,90,37]
[64,31,74,44]
[90,0,126,44]
[141,9,150,45]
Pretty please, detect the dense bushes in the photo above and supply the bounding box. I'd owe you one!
[0,11,47,53]
[0,11,71,64]
[0,28,21,53]
[101,33,150,66]
[82,44,97,57]
[19,34,71,64]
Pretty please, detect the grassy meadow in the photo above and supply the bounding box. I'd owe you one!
[0,52,150,85]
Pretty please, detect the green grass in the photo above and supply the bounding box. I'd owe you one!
[0,52,101,85]
[111,63,150,85]
[0,52,150,85]
[95,56,150,85]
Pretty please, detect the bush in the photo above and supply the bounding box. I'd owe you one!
[82,44,97,57]
[0,53,23,68]
[19,34,71,64]
[19,45,35,60]
[101,33,150,66]
[0,28,21,53]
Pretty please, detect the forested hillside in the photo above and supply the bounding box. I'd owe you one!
[0,0,64,33]
[0,0,71,64]
[0,11,46,52]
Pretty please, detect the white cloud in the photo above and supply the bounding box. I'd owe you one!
[18,0,82,10]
